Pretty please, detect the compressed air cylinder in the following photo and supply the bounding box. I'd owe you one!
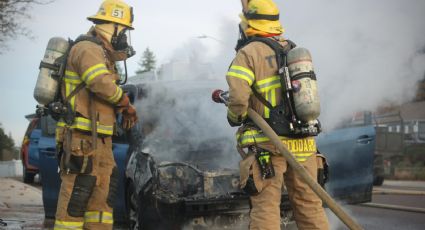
[33,37,69,105]
[287,47,320,123]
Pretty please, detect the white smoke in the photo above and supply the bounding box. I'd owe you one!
[277,0,425,129]
[169,0,425,130]
[138,0,425,166]
[135,80,240,170]
[173,0,425,131]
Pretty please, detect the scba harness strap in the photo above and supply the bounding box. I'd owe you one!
[46,35,104,125]
[240,37,303,137]
[59,35,103,104]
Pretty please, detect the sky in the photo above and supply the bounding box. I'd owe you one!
[0,0,424,145]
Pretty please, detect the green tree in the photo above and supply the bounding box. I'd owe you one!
[0,123,17,159]
[0,0,55,53]
[136,47,156,74]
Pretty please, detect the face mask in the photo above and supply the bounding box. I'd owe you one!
[112,29,129,51]
[110,26,136,60]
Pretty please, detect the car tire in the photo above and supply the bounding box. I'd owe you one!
[126,180,181,230]
[373,175,384,186]
[23,167,35,184]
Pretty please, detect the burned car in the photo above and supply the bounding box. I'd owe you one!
[124,80,251,229]
[123,80,375,229]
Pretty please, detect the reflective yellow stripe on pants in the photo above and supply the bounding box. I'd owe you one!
[54,220,84,230]
[84,211,114,224]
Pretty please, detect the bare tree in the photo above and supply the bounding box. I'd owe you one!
[0,0,54,53]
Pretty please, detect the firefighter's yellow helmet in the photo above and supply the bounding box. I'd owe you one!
[243,0,283,34]
[88,0,134,29]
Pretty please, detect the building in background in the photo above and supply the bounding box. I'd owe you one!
[127,59,216,84]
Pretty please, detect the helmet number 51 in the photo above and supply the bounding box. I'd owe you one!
[112,8,124,19]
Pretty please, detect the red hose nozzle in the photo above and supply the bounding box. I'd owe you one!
[212,89,224,103]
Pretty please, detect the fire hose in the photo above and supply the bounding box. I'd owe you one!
[212,89,363,230]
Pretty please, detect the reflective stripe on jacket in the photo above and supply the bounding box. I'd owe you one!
[57,117,113,136]
[57,29,123,137]
[236,129,317,162]
[226,37,316,162]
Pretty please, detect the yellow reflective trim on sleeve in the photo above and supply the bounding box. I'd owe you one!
[227,65,255,86]
[227,109,248,123]
[227,72,254,86]
[242,111,248,119]
[107,87,123,104]
[231,65,254,78]
[54,220,83,230]
[82,63,109,85]
[227,109,239,122]
[86,69,109,85]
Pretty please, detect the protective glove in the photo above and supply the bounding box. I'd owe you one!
[116,94,138,130]
[116,94,131,113]
[122,104,138,130]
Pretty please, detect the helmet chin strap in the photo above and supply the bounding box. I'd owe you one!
[111,24,119,48]
[235,23,249,52]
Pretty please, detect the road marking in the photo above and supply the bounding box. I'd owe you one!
[373,188,425,196]
[359,203,425,214]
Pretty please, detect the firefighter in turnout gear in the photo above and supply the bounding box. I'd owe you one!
[226,0,329,229]
[53,0,137,229]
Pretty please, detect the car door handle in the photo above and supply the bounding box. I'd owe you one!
[42,148,57,157]
[357,135,373,144]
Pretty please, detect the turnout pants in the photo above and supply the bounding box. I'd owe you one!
[241,144,329,230]
[54,131,119,230]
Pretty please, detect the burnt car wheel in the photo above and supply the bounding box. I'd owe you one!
[126,181,141,230]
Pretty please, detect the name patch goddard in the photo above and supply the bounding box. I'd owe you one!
[282,138,316,153]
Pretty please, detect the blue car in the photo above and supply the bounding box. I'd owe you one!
[40,81,375,229]
[21,114,41,183]
[123,80,376,229]
[38,115,130,223]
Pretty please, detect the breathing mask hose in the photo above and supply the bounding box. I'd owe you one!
[212,89,364,230]
[121,60,128,85]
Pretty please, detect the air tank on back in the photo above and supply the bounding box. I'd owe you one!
[287,47,320,123]
[33,37,69,105]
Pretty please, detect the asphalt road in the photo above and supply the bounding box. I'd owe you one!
[1,178,424,229]
[327,181,425,230]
